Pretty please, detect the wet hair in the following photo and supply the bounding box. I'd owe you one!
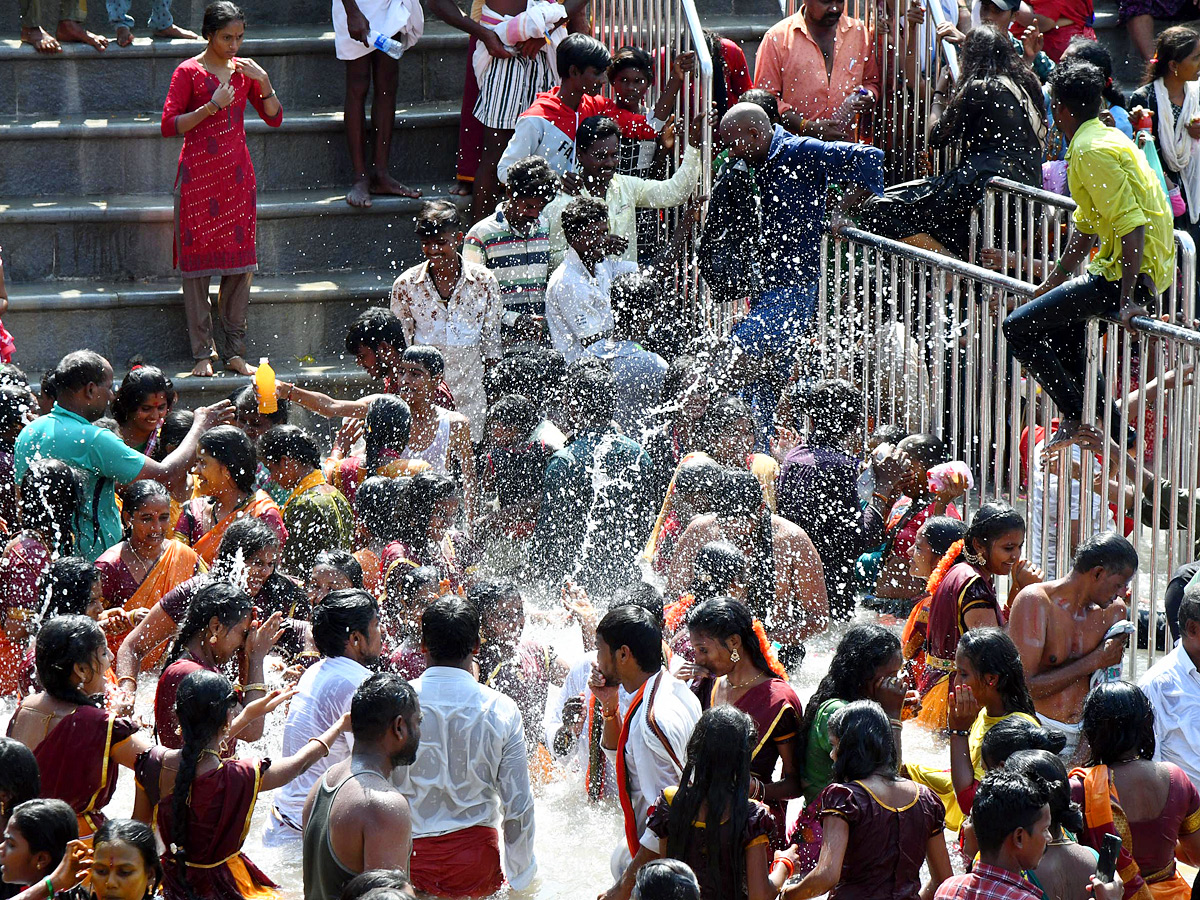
[1072,532,1138,575]
[800,378,863,444]
[711,469,774,622]
[798,625,901,772]
[1050,58,1106,121]
[1180,579,1200,632]
[363,396,413,475]
[0,386,33,439]
[661,355,705,410]
[346,308,407,355]
[18,459,82,555]
[0,739,40,822]
[313,589,378,658]
[666,706,755,893]
[829,700,898,781]
[162,581,252,671]
[402,345,444,380]
[921,516,967,557]
[421,596,480,663]
[940,25,1044,140]
[0,364,29,390]
[597,604,662,672]
[172,670,240,900]
[339,870,415,900]
[609,45,653,79]
[8,799,77,875]
[633,859,701,900]
[39,370,58,405]
[120,479,170,522]
[702,395,755,449]
[466,578,520,619]
[1082,681,1156,765]
[1005,750,1084,836]
[673,457,724,508]
[689,541,747,602]
[560,196,609,246]
[230,385,289,428]
[610,580,666,626]
[738,88,781,125]
[1145,25,1200,83]
[260,425,322,470]
[210,516,280,582]
[1063,37,1125,108]
[35,615,107,708]
[38,557,100,621]
[557,32,612,79]
[198,425,258,494]
[931,502,1026,588]
[52,350,108,395]
[394,472,458,556]
[486,394,539,441]
[980,716,1068,770]
[415,200,464,239]
[565,359,616,423]
[897,432,948,472]
[111,366,175,426]
[972,770,1050,854]
[313,549,364,589]
[577,115,621,154]
[386,565,440,610]
[872,423,909,447]
[93,819,163,900]
[153,409,194,462]
[506,156,559,202]
[687,597,783,678]
[958,628,1037,717]
[611,272,664,337]
[201,0,244,37]
[351,672,419,742]
[356,476,406,543]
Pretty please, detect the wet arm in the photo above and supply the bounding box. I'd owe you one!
[762,736,803,803]
[920,830,954,900]
[260,715,348,790]
[116,602,176,682]
[782,816,847,899]
[278,382,369,420]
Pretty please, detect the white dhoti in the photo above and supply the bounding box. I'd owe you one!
[440,345,488,442]
[1037,712,1084,763]
[332,0,425,61]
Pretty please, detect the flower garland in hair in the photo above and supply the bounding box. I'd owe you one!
[925,539,965,599]
[753,618,787,679]
[664,593,696,634]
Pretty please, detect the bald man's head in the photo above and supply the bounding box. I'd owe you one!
[720,102,773,162]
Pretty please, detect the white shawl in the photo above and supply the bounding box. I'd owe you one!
[1153,77,1200,223]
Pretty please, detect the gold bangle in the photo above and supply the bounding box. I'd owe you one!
[241,682,269,693]
[308,736,331,757]
[117,676,138,688]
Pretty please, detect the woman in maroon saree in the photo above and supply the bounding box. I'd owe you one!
[135,668,345,900]
[5,616,152,840]
[687,597,803,844]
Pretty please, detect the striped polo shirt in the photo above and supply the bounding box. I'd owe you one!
[464,205,552,316]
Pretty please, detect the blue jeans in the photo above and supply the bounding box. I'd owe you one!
[107,0,173,30]
[733,282,818,442]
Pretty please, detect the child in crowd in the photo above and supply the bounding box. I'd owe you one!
[478,394,559,549]
[608,47,695,178]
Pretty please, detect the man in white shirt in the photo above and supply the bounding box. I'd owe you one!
[263,589,382,846]
[392,596,537,896]
[589,604,701,881]
[391,200,505,440]
[545,196,639,363]
[1140,582,1200,787]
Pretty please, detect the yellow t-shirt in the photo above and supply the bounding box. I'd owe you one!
[969,709,1041,781]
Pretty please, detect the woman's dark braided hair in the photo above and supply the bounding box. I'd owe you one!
[171,669,239,900]
[959,627,1037,717]
[796,624,900,772]
[35,615,108,708]
[162,581,252,671]
[666,706,755,895]
[687,597,782,678]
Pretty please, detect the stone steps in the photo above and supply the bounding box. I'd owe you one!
[5,272,395,373]
[0,104,459,195]
[0,24,470,115]
[0,185,463,282]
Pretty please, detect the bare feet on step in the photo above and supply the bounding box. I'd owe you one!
[56,19,108,50]
[191,359,215,377]
[154,23,200,39]
[225,356,256,376]
[370,171,421,198]
[347,177,373,208]
[115,25,133,46]
[21,25,62,53]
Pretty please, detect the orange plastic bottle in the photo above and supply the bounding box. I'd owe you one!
[255,358,277,414]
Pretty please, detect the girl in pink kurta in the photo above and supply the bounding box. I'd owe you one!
[160,1,283,378]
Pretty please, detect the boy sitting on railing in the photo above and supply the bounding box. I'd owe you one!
[1003,58,1175,450]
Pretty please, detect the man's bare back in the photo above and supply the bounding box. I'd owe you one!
[1008,580,1127,723]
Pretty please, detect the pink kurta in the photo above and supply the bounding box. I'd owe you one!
[161,58,282,276]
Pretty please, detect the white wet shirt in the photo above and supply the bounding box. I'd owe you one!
[545,250,638,363]
[1140,643,1200,789]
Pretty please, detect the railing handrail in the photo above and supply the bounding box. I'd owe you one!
[838,225,1035,295]
[680,0,714,97]
[1123,315,1200,347]
[924,0,960,83]
[986,175,1078,210]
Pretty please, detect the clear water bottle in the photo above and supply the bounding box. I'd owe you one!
[367,29,405,60]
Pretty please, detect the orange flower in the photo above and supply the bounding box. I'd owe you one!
[753,618,787,679]
[926,539,964,599]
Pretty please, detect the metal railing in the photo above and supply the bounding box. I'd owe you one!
[818,223,1200,677]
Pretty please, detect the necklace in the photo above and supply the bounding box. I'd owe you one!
[127,540,163,579]
[726,670,765,690]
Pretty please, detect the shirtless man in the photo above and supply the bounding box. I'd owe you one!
[667,468,827,662]
[302,672,421,900]
[1007,532,1138,761]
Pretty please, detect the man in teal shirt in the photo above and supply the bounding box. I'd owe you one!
[15,350,232,559]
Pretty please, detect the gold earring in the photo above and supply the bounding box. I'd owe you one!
[209,635,218,645]
[730,649,741,663]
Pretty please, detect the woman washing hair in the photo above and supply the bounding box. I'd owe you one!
[135,669,344,900]
[686,598,803,845]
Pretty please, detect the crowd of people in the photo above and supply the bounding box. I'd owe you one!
[7,0,1200,897]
